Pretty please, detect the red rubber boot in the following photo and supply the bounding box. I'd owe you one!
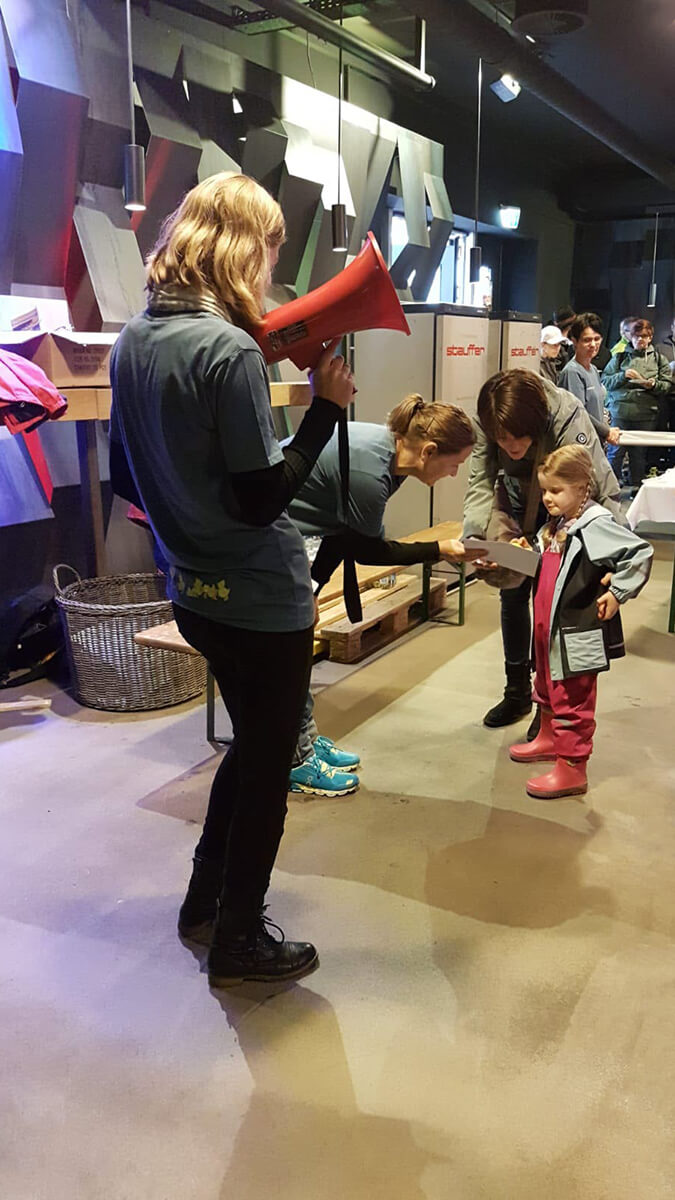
[526,758,588,799]
[510,709,555,763]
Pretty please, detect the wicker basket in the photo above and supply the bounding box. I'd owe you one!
[53,565,206,712]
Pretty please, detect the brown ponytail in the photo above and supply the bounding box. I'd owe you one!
[387,394,475,456]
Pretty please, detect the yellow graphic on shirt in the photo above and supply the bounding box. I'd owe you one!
[172,569,230,602]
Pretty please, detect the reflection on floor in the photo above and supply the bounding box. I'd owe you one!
[1,548,674,1199]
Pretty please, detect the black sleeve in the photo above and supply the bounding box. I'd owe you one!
[311,531,441,591]
[109,434,143,507]
[228,396,338,526]
[588,411,611,441]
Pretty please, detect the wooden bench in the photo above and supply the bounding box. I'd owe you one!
[134,519,466,742]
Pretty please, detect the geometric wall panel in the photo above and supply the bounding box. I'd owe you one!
[0,28,22,293]
[67,185,147,332]
[1,0,88,287]
[132,70,203,260]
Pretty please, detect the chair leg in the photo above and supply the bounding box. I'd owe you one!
[206,667,231,747]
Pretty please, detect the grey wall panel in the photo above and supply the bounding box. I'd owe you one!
[2,0,87,287]
[396,130,429,250]
[133,71,203,260]
[74,1,128,189]
[198,140,240,182]
[242,121,287,197]
[67,185,147,331]
[0,34,22,292]
[343,118,396,255]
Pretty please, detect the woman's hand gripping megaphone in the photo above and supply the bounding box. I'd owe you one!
[309,339,355,412]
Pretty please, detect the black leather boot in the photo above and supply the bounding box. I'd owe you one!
[525,706,541,742]
[177,856,224,944]
[207,907,319,989]
[483,662,532,728]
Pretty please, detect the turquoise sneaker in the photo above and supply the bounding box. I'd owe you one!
[313,735,361,770]
[289,753,359,797]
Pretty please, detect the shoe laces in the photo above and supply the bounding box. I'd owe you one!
[309,753,337,778]
[258,905,284,943]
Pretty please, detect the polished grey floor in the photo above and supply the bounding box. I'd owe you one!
[1,550,674,1199]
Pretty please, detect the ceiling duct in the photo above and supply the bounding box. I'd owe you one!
[512,1,589,36]
[403,0,675,193]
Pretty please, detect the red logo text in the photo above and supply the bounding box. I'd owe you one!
[446,344,485,357]
[511,346,538,357]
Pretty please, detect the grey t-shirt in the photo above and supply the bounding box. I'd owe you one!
[559,359,607,425]
[110,310,314,633]
[287,423,402,538]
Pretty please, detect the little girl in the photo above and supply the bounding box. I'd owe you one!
[509,445,653,799]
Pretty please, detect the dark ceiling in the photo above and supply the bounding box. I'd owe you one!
[151,0,675,215]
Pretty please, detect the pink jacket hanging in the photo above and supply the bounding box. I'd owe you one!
[0,348,68,503]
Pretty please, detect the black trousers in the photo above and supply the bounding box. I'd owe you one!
[173,604,314,917]
[501,575,534,667]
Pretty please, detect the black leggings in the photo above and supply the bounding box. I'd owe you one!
[501,575,534,666]
[173,604,314,917]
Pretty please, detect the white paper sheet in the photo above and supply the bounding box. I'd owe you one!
[464,537,541,577]
[618,430,675,446]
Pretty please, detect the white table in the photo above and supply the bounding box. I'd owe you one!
[626,469,675,633]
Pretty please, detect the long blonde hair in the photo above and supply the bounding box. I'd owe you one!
[145,173,285,329]
[387,394,475,455]
[538,444,596,548]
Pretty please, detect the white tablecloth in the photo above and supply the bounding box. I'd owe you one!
[626,468,675,529]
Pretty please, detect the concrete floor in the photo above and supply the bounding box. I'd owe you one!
[1,549,674,1200]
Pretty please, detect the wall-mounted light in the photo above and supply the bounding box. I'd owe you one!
[123,0,146,212]
[499,205,521,230]
[647,211,659,308]
[232,94,243,114]
[490,73,521,103]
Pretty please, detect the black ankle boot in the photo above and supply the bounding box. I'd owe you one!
[525,705,541,742]
[483,662,532,728]
[207,907,319,989]
[177,856,224,944]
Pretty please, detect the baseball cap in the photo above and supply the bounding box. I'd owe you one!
[540,324,565,346]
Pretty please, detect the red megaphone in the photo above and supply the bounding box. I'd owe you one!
[255,232,410,370]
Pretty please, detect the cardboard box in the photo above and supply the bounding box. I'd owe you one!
[0,330,118,388]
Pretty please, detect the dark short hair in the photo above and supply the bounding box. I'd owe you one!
[569,312,603,340]
[553,305,576,327]
[477,369,550,442]
[631,318,654,337]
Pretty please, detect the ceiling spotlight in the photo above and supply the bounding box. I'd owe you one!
[525,33,536,43]
[331,203,348,253]
[499,205,521,229]
[490,73,522,103]
[232,94,243,114]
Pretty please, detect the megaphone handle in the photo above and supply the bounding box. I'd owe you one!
[337,411,363,624]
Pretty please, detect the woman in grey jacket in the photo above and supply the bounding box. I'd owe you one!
[509,445,652,799]
[463,369,621,733]
[602,317,672,487]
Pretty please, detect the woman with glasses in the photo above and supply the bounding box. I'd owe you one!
[601,318,672,488]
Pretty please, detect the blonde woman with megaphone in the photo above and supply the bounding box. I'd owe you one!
[111,173,355,990]
[284,393,482,798]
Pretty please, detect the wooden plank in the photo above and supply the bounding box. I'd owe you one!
[269,381,312,407]
[317,575,413,631]
[0,696,52,713]
[322,577,446,664]
[400,520,462,544]
[60,388,99,421]
[134,620,201,656]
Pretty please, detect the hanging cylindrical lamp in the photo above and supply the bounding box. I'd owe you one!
[123,0,146,212]
[331,8,348,252]
[647,211,659,308]
[470,58,483,284]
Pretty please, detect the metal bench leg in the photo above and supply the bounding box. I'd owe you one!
[458,561,466,626]
[206,667,231,747]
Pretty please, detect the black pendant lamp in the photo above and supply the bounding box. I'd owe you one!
[470,57,483,284]
[123,0,146,212]
[331,7,348,252]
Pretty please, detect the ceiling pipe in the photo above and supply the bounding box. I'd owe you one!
[403,0,675,191]
[258,0,436,91]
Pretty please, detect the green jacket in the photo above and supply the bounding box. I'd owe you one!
[610,336,628,355]
[601,346,672,422]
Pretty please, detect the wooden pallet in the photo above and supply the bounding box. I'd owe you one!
[320,576,446,664]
